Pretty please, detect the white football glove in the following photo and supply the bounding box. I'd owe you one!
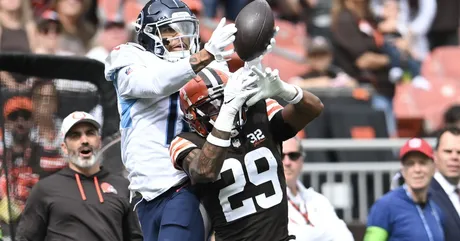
[213,68,260,132]
[205,18,238,62]
[246,66,303,107]
[245,26,280,69]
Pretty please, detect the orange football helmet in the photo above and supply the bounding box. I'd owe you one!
[180,67,246,137]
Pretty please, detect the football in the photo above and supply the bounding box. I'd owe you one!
[234,0,275,61]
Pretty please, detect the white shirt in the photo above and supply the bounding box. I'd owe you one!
[434,172,460,217]
[104,42,229,201]
[287,180,354,241]
[397,0,437,60]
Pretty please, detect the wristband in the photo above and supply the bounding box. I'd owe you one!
[286,85,303,104]
[280,84,303,104]
[206,133,231,147]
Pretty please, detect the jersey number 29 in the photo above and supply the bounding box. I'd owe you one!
[217,147,283,222]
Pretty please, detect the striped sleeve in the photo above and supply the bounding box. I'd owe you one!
[169,137,198,170]
[265,98,284,121]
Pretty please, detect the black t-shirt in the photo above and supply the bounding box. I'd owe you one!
[332,9,395,97]
[173,99,297,241]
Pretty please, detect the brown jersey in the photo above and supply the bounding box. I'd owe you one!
[170,99,297,241]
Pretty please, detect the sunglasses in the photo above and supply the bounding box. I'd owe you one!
[282,152,302,161]
[8,110,32,121]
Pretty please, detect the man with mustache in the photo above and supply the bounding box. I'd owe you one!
[16,111,143,241]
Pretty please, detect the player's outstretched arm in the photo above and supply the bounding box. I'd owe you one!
[182,129,231,183]
[189,49,215,74]
[106,18,235,99]
[248,67,324,132]
[190,17,237,75]
[280,88,324,132]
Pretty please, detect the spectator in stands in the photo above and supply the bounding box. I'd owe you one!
[396,0,436,63]
[270,0,308,23]
[273,0,332,39]
[331,0,397,137]
[0,0,35,52]
[443,105,460,129]
[0,0,36,91]
[424,105,460,137]
[430,127,460,241]
[283,137,354,241]
[427,0,459,50]
[31,0,53,18]
[365,138,444,241]
[86,17,129,63]
[202,0,247,21]
[0,97,41,231]
[304,0,333,39]
[268,0,332,38]
[376,0,431,84]
[30,80,67,178]
[34,10,72,55]
[370,0,384,18]
[52,0,96,55]
[290,36,357,89]
[16,111,143,241]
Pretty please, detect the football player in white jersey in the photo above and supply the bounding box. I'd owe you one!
[104,0,237,240]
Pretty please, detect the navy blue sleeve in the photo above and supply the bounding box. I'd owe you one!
[432,201,445,227]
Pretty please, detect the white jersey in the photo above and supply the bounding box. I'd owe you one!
[104,42,229,201]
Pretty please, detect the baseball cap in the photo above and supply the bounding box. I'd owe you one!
[60,111,101,138]
[40,10,59,22]
[307,36,331,55]
[3,97,33,118]
[399,138,433,160]
[37,10,61,34]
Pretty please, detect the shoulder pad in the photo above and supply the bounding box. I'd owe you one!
[104,42,146,81]
[124,42,146,51]
[111,42,145,53]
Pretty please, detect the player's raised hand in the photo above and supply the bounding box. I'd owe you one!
[245,67,280,106]
[244,26,280,69]
[222,68,260,114]
[205,18,238,62]
[246,66,302,106]
[213,68,260,132]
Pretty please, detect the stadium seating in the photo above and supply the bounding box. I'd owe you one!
[394,78,460,132]
[422,46,460,80]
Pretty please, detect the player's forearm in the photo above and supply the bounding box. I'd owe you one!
[184,129,230,183]
[282,89,324,132]
[190,49,215,74]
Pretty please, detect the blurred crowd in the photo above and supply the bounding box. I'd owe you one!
[0,0,459,239]
[0,0,457,136]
